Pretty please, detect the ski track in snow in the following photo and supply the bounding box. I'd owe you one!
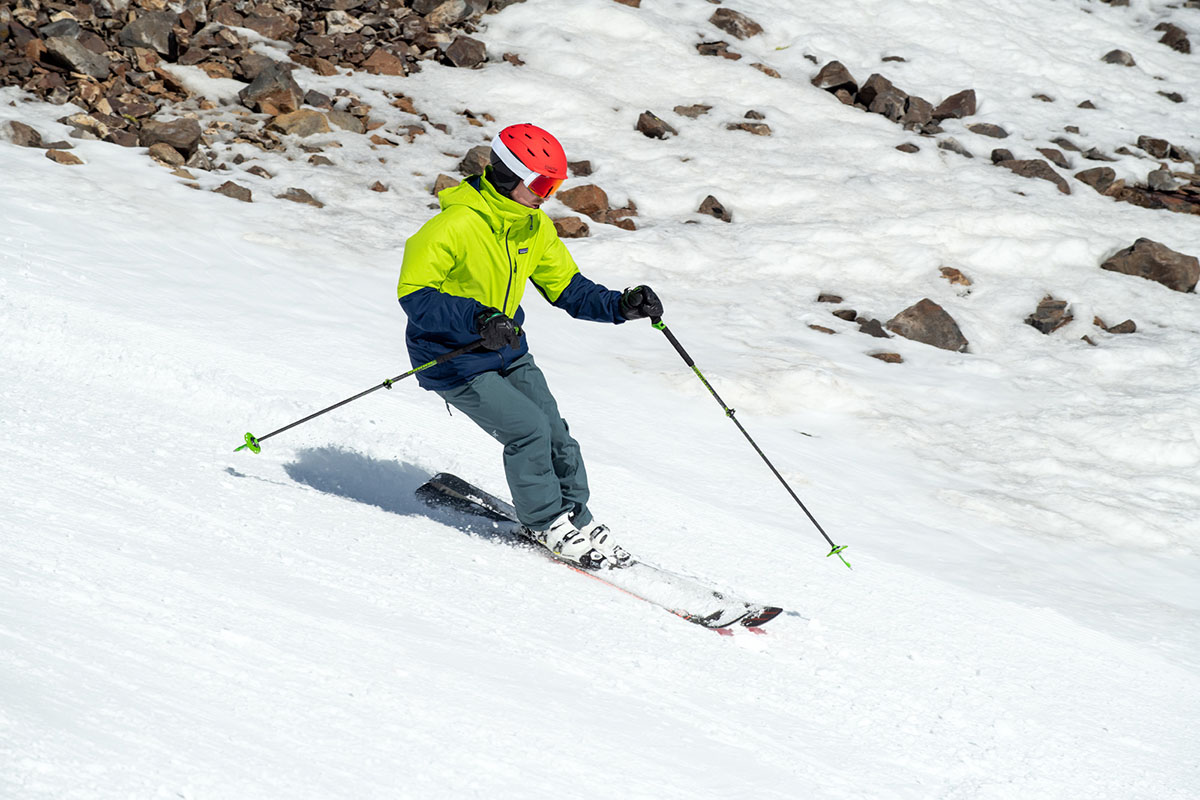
[3,0,1200,797]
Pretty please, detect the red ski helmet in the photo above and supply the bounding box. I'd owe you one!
[490,123,568,198]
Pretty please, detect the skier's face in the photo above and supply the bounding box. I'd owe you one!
[510,182,545,209]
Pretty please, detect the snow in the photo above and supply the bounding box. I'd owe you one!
[3,0,1199,797]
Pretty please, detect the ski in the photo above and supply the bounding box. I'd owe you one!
[416,472,783,630]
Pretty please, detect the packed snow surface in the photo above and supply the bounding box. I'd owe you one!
[3,0,1199,797]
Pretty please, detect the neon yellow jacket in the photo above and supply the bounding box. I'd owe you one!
[398,172,623,389]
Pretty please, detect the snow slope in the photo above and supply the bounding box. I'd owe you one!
[3,0,1199,797]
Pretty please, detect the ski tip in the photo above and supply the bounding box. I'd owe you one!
[741,606,783,627]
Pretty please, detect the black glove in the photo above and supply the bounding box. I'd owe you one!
[475,307,522,350]
[620,285,664,320]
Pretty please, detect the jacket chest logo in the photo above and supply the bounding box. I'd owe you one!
[518,247,529,254]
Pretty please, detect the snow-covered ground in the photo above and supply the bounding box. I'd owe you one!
[3,0,1199,797]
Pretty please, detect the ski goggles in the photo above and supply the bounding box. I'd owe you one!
[491,133,565,198]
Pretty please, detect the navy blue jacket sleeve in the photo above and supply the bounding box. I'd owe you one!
[546,273,626,324]
[399,287,485,338]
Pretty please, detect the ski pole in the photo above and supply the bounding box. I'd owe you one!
[234,339,483,454]
[650,317,851,569]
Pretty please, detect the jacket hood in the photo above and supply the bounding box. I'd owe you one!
[438,171,537,233]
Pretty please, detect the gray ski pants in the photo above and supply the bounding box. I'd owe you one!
[436,353,592,531]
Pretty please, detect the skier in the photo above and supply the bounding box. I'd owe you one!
[398,123,663,568]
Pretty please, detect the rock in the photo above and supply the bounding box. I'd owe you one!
[967,123,1008,138]
[1102,49,1135,66]
[244,12,298,40]
[696,41,741,60]
[1148,169,1180,192]
[832,309,858,322]
[118,11,178,56]
[1157,90,1185,104]
[553,216,590,238]
[932,89,977,121]
[148,142,185,166]
[886,299,968,352]
[938,138,973,158]
[674,104,712,118]
[445,35,486,68]
[568,160,593,177]
[636,110,677,139]
[709,8,763,40]
[238,62,304,115]
[900,95,933,130]
[1025,296,1073,334]
[138,117,203,156]
[613,0,641,6]
[726,122,772,135]
[1100,238,1199,293]
[996,159,1070,194]
[369,181,389,192]
[427,0,474,28]
[1036,147,1070,169]
[698,195,732,222]
[1078,100,1097,109]
[991,148,1015,164]
[362,47,407,76]
[43,36,111,79]
[6,121,44,148]
[858,318,890,338]
[860,74,907,122]
[1097,317,1137,335]
[45,149,84,166]
[1155,22,1191,54]
[868,352,904,364]
[751,63,781,78]
[213,181,252,202]
[940,267,973,287]
[1137,136,1170,158]
[811,61,857,94]
[278,188,324,207]
[304,90,334,110]
[1074,166,1116,193]
[457,145,492,176]
[326,110,365,134]
[558,184,610,219]
[817,294,843,304]
[896,143,920,153]
[309,154,336,167]
[432,174,459,194]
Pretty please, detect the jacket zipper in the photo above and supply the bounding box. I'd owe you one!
[500,223,516,317]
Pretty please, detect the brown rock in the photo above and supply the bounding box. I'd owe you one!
[896,143,920,153]
[118,11,178,56]
[886,299,969,352]
[696,41,741,60]
[860,74,908,122]
[1025,296,1073,334]
[932,89,977,121]
[568,160,593,177]
[326,110,365,134]
[809,325,837,335]
[726,122,772,136]
[1074,166,1116,193]
[991,148,1015,164]
[751,63,781,78]
[1100,238,1199,293]
[613,0,641,6]
[148,142,185,166]
[46,149,84,166]
[674,104,712,119]
[1102,49,1135,66]
[243,13,297,41]
[277,188,324,208]
[6,121,44,148]
[432,174,459,194]
[698,195,732,222]
[901,95,934,130]
[445,36,486,68]
[457,145,492,176]
[558,184,610,218]
[1156,23,1191,54]
[268,110,331,137]
[858,318,891,338]
[369,181,388,193]
[868,352,904,363]
[426,0,474,28]
[939,267,972,287]
[811,61,857,94]
[996,159,1070,195]
[43,35,111,79]
[1036,148,1070,169]
[139,118,203,156]
[709,8,763,40]
[637,110,678,139]
[238,62,303,115]
[967,123,1008,139]
[553,216,590,238]
[214,181,252,202]
[817,294,844,304]
[1137,136,1170,158]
